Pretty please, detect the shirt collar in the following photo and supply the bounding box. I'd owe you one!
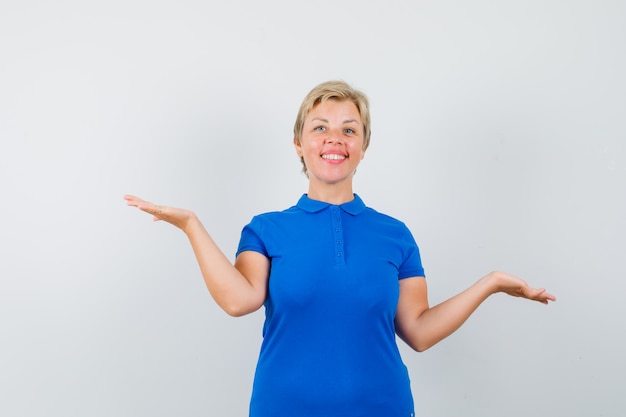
[296,193,366,216]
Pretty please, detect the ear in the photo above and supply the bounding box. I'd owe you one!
[294,137,303,157]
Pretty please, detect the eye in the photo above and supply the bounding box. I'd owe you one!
[314,126,326,132]
[344,128,355,134]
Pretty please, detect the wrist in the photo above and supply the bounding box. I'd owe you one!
[481,271,503,295]
[181,211,200,234]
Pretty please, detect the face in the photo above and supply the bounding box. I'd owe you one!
[295,99,366,188]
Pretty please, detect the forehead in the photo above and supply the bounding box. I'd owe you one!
[306,99,362,122]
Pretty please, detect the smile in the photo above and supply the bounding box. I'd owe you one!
[322,154,346,160]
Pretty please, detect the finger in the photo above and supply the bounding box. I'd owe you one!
[531,288,548,301]
[124,194,141,202]
[133,201,162,218]
[533,288,556,303]
[124,194,147,207]
[517,287,542,301]
[542,291,557,302]
[531,288,544,298]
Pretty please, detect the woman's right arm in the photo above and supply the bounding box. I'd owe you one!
[124,195,269,316]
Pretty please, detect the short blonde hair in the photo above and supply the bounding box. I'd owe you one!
[293,80,371,175]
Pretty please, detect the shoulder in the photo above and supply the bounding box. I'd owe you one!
[360,205,411,231]
[243,204,303,230]
[355,204,420,248]
[250,204,300,221]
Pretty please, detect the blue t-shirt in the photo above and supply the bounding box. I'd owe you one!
[236,194,425,417]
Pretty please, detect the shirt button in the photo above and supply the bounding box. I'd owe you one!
[337,252,343,257]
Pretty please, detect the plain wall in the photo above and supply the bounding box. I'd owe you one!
[1,0,624,416]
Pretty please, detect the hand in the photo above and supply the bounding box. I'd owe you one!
[124,194,196,231]
[486,271,556,304]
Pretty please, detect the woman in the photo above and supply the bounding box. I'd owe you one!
[125,80,555,417]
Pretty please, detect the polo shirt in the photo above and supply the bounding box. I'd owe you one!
[236,194,425,417]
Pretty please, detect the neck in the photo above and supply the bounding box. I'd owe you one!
[307,181,354,205]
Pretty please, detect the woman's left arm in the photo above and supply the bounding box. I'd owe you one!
[394,272,556,352]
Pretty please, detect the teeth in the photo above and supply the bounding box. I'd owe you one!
[322,154,346,160]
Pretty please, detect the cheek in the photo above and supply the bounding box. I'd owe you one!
[349,144,365,160]
[303,140,323,154]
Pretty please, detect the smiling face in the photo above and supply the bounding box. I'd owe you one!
[294,99,366,196]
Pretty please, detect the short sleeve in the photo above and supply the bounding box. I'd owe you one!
[236,216,269,258]
[397,224,426,279]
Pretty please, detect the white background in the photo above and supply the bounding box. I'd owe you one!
[1,0,624,416]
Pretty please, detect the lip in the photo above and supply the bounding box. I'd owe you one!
[321,152,347,163]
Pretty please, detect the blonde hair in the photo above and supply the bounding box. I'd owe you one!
[293,80,371,175]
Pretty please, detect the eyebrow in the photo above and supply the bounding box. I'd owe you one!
[311,117,361,125]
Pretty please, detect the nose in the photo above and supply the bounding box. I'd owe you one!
[324,129,344,144]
